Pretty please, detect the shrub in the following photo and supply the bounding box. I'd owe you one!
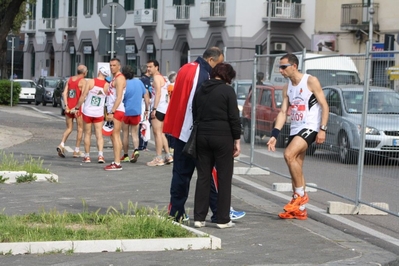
[0,80,21,105]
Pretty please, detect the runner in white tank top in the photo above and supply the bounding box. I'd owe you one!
[287,74,322,135]
[83,78,107,118]
[266,53,329,221]
[107,73,125,114]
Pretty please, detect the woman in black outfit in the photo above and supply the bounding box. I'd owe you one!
[193,63,241,229]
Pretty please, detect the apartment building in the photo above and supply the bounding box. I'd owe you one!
[314,0,398,88]
[20,0,317,79]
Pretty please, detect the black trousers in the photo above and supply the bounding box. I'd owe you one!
[194,134,233,224]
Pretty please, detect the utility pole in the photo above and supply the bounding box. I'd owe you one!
[10,36,15,107]
[266,0,272,80]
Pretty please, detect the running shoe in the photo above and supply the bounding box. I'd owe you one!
[164,155,174,165]
[82,156,91,163]
[147,157,165,166]
[216,221,235,229]
[104,162,123,171]
[278,209,308,220]
[98,156,105,164]
[56,145,65,158]
[130,150,140,163]
[194,221,206,228]
[283,192,309,212]
[120,155,130,162]
[73,151,84,158]
[230,207,246,220]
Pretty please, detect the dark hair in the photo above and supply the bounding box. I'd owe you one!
[210,63,236,84]
[147,59,159,68]
[280,53,299,66]
[122,65,134,80]
[257,72,264,81]
[110,58,121,65]
[203,47,223,61]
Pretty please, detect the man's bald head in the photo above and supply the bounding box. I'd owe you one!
[77,64,88,75]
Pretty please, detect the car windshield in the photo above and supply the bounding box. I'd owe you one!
[307,70,360,87]
[16,81,35,88]
[275,90,283,108]
[343,91,399,114]
[236,83,252,100]
[45,79,59,88]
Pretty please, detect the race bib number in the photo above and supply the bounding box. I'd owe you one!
[90,96,101,107]
[68,89,76,98]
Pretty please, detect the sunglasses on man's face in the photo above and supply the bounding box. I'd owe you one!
[279,64,293,70]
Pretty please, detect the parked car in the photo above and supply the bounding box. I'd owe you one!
[231,79,273,118]
[241,84,291,147]
[311,85,399,163]
[53,78,68,115]
[14,79,36,104]
[35,76,63,106]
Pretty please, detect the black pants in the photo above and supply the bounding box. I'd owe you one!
[194,134,233,224]
[169,137,218,221]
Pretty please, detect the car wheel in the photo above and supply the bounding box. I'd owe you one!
[27,101,32,104]
[243,121,251,143]
[338,132,357,164]
[42,97,47,106]
[61,107,65,116]
[52,97,57,107]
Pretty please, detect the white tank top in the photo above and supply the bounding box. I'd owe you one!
[82,78,107,118]
[107,73,125,113]
[154,74,169,114]
[287,74,321,135]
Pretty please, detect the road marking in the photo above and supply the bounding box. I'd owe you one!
[255,149,284,158]
[233,174,399,248]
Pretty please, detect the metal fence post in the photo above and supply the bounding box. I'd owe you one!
[250,55,258,166]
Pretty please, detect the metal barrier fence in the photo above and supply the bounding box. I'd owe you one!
[231,50,399,218]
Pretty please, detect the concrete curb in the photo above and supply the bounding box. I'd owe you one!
[0,171,59,184]
[0,223,221,255]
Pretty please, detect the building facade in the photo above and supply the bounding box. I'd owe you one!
[21,0,317,80]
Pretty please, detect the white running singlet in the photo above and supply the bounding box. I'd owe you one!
[287,74,321,135]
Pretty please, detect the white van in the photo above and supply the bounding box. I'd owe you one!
[270,53,361,87]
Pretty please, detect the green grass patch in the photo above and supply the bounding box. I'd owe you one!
[0,202,195,242]
[0,151,50,174]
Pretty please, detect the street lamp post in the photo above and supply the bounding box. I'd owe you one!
[10,36,15,107]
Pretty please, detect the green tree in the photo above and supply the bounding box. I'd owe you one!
[0,0,34,79]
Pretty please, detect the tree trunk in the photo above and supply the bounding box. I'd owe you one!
[0,0,26,79]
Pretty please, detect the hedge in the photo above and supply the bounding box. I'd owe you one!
[0,80,21,105]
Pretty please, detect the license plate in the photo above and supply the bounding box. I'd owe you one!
[393,139,399,146]
[27,95,34,99]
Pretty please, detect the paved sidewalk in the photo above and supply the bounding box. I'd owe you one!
[0,106,398,266]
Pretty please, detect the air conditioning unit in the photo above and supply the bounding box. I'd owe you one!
[274,42,286,51]
[134,9,153,23]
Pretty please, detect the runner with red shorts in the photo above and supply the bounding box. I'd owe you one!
[56,64,87,158]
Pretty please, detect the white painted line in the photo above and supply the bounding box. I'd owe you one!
[272,182,318,192]
[234,167,270,175]
[233,174,399,248]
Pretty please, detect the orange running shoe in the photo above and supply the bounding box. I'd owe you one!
[283,193,309,212]
[278,209,308,220]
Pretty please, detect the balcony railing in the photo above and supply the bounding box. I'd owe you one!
[341,3,379,31]
[38,18,56,33]
[21,19,36,33]
[59,16,77,32]
[263,1,304,22]
[200,1,226,25]
[165,5,190,28]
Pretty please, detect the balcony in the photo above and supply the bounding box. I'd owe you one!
[21,19,36,35]
[59,16,77,33]
[134,9,157,29]
[341,3,379,31]
[200,1,226,26]
[38,18,56,34]
[164,5,190,28]
[262,2,304,25]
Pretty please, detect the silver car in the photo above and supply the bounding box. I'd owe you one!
[310,85,399,164]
